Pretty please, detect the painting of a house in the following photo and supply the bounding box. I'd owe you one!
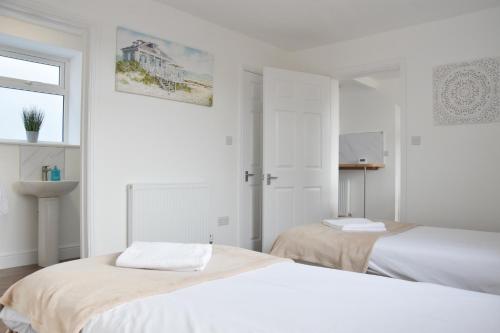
[116,27,214,106]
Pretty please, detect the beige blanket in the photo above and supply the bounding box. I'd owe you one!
[270,221,415,273]
[0,245,290,333]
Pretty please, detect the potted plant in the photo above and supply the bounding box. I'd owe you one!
[22,106,45,143]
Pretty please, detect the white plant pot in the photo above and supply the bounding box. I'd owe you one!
[26,131,39,143]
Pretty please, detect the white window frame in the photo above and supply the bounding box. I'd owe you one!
[0,45,70,143]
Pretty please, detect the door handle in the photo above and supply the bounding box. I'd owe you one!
[245,171,255,182]
[266,173,278,185]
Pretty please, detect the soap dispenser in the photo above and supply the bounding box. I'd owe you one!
[51,165,61,181]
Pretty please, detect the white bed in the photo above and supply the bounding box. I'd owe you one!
[2,261,500,333]
[369,226,500,294]
[270,221,500,294]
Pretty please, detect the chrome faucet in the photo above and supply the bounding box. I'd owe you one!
[42,165,52,181]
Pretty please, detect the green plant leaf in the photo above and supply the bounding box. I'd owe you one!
[22,106,45,132]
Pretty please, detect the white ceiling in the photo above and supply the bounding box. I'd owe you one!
[156,0,500,50]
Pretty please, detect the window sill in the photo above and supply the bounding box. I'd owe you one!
[0,138,80,148]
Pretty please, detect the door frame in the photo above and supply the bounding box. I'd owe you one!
[237,65,263,249]
[334,58,408,222]
[1,0,98,257]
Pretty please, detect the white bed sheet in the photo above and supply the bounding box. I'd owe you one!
[369,226,500,294]
[5,262,500,333]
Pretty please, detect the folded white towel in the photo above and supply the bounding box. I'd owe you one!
[116,241,213,271]
[322,218,386,232]
[323,218,373,226]
[341,224,386,232]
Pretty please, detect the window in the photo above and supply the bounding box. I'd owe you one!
[0,47,68,143]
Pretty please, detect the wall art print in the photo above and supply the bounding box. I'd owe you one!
[433,57,500,125]
[116,27,214,107]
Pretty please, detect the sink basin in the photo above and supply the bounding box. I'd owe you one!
[14,180,79,198]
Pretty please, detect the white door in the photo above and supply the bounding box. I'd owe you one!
[262,67,338,253]
[239,70,263,251]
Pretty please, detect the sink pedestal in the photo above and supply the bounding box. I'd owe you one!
[38,198,60,267]
[14,180,79,267]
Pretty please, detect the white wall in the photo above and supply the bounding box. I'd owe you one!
[0,144,80,268]
[288,8,500,232]
[27,0,288,255]
[9,1,498,259]
[0,15,83,51]
[339,80,398,220]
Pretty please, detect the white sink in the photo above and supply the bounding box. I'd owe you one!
[14,180,79,198]
[14,180,79,267]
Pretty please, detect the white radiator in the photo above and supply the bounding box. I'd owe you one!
[127,183,212,245]
[338,178,351,217]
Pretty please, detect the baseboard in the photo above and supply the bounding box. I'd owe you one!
[59,244,80,261]
[0,250,37,269]
[0,244,80,269]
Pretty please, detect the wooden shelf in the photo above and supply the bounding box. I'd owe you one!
[339,163,385,170]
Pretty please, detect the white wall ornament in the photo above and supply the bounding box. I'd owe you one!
[433,57,500,125]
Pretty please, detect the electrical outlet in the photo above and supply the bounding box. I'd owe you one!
[225,136,233,146]
[411,136,422,146]
[217,216,229,226]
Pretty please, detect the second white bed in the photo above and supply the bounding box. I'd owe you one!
[369,226,500,294]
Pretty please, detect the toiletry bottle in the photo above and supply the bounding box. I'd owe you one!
[51,166,61,181]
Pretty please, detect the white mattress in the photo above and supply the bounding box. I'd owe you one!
[369,226,500,294]
[2,262,500,333]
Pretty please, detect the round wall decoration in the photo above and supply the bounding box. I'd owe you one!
[433,57,500,125]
